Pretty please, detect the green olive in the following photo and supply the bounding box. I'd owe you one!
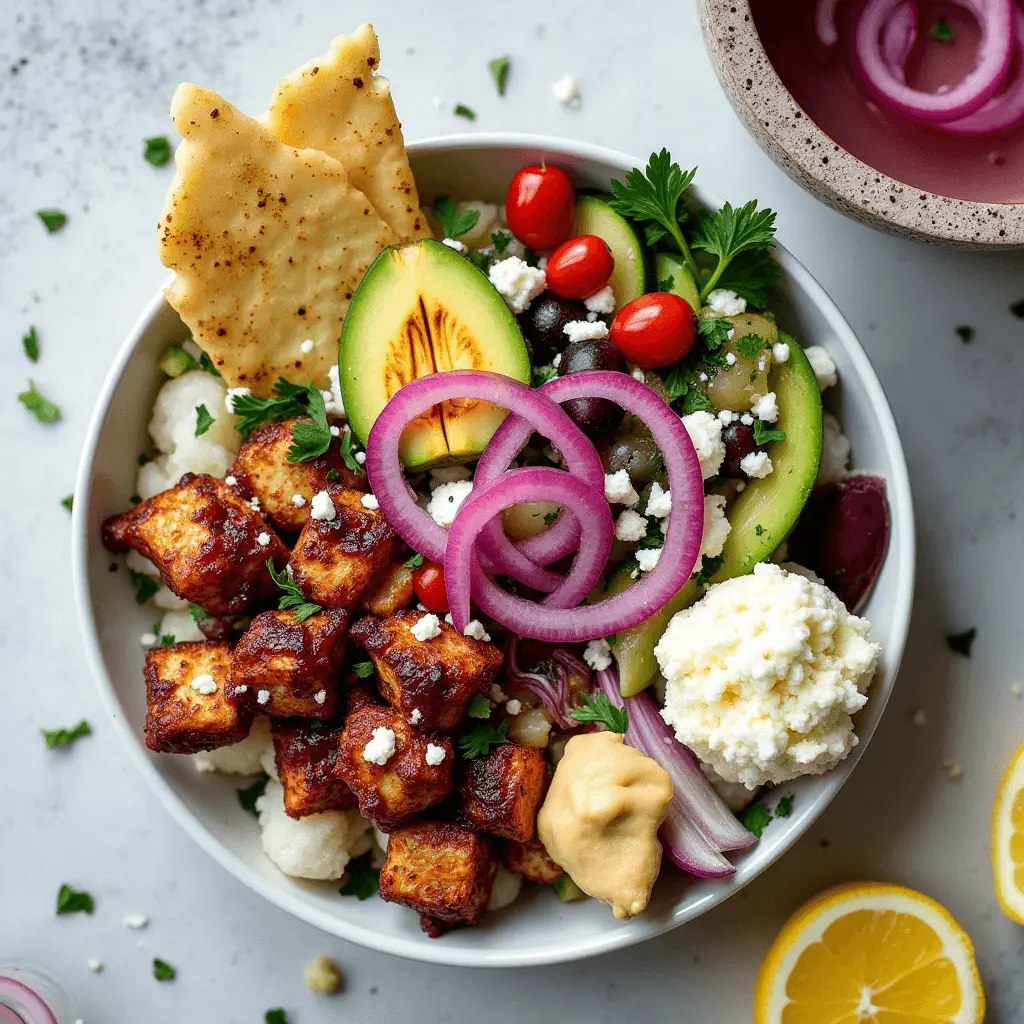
[705,312,778,412]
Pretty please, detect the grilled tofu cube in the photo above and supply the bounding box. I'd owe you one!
[459,742,548,842]
[336,692,454,830]
[505,837,563,885]
[102,473,288,615]
[288,488,397,611]
[144,640,251,753]
[349,611,502,732]
[361,559,415,616]
[271,718,356,818]
[229,418,365,534]
[229,608,348,718]
[379,821,497,927]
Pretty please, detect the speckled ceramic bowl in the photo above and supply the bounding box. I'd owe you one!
[700,0,1024,247]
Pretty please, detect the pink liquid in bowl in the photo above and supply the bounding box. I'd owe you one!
[752,0,1024,203]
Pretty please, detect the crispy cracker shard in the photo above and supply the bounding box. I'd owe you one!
[270,718,356,818]
[158,83,394,394]
[264,24,431,243]
[458,743,549,842]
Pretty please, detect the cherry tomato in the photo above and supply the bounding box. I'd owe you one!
[412,560,449,614]
[505,165,576,251]
[609,292,697,369]
[545,235,614,300]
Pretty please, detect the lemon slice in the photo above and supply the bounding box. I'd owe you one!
[992,741,1024,925]
[754,882,985,1024]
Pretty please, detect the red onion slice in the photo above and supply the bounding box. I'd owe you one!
[815,0,843,46]
[0,977,59,1024]
[880,0,918,78]
[506,636,589,729]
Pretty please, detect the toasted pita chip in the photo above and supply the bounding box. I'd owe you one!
[264,24,431,243]
[159,84,395,394]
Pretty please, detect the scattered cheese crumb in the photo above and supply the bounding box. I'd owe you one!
[248,496,261,511]
[740,451,773,479]
[305,955,342,995]
[614,509,649,542]
[706,289,746,315]
[427,480,473,527]
[324,364,346,418]
[88,958,103,973]
[362,726,397,766]
[682,411,726,480]
[224,386,251,414]
[310,490,336,521]
[751,391,778,423]
[805,346,838,391]
[563,319,609,343]
[636,547,662,572]
[583,638,613,672]
[772,342,790,363]
[123,914,149,930]
[330,425,341,437]
[631,367,646,382]
[740,413,754,426]
[234,685,248,694]
[224,475,237,486]
[505,699,523,716]
[604,469,640,506]
[300,339,314,355]
[725,352,737,366]
[488,256,547,314]
[411,613,442,642]
[491,684,508,704]
[645,481,672,519]
[291,493,306,507]
[463,619,491,642]
[552,74,581,106]
[257,532,271,547]
[314,689,327,705]
[410,708,423,725]
[442,237,468,254]
[140,632,157,647]
[943,760,964,780]
[425,743,447,766]
[355,451,366,465]
[360,493,379,510]
[190,674,217,695]
[256,688,271,706]
[718,410,738,425]
[583,285,616,314]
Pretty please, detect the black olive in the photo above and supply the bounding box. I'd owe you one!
[722,421,756,477]
[519,293,591,364]
[557,339,628,440]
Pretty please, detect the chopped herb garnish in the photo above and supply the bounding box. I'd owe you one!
[1011,299,1024,318]
[946,627,976,657]
[265,1011,289,1024]
[489,56,510,96]
[188,603,208,622]
[431,195,480,240]
[568,692,629,733]
[680,387,712,414]
[266,560,322,621]
[287,385,331,462]
[237,775,268,816]
[754,524,764,537]
[955,325,974,343]
[929,18,955,42]
[698,317,732,350]
[326,468,340,483]
[532,365,558,387]
[711,248,782,307]
[339,860,381,899]
[144,135,172,167]
[161,634,176,647]
[658,274,675,292]
[130,570,159,605]
[56,884,94,915]
[339,428,361,473]
[22,326,39,362]
[774,794,794,818]
[352,660,375,679]
[692,200,778,303]
[695,554,724,587]
[194,403,215,437]
[137,452,151,466]
[42,720,91,749]
[403,553,425,570]
[543,510,560,525]
[454,103,476,120]
[740,800,773,838]
[467,694,493,719]
[61,494,74,512]
[491,229,512,254]
[735,333,769,360]
[460,720,510,759]
[18,380,61,423]
[129,493,142,505]
[605,633,617,648]
[37,209,67,234]
[753,419,786,445]
[152,958,176,982]
[198,351,221,376]
[230,377,309,438]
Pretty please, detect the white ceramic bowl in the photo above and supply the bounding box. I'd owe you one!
[73,134,915,967]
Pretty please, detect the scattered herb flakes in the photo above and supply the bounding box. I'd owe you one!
[267,560,322,622]
[431,195,480,239]
[161,634,176,647]
[194,403,215,437]
[946,627,977,657]
[198,351,221,377]
[188,603,208,622]
[130,570,159,605]
[488,55,510,96]
[543,510,560,525]
[231,377,309,438]
[735,333,769,360]
[265,1011,289,1024]
[568,692,628,733]
[467,694,493,719]
[929,18,955,42]
[955,325,974,344]
[403,553,424,570]
[755,524,764,537]
[460,720,510,759]
[18,380,61,423]
[288,386,332,462]
[774,794,794,818]
[1011,299,1024,318]
[22,326,39,362]
[740,800,772,838]
[532,365,558,387]
[152,958,176,982]
[137,452,151,466]
[42,720,91,749]
[339,861,381,899]
[454,103,477,121]
[326,468,341,483]
[352,660,375,679]
[698,317,732,350]
[37,209,67,234]
[61,494,74,512]
[237,775,268,816]
[753,420,786,446]
[339,428,361,474]
[144,135,172,167]
[695,554,724,587]
[56,884,94,915]
[491,229,512,254]
[129,493,142,505]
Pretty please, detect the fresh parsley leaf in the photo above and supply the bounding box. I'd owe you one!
[152,958,176,982]
[658,275,674,292]
[431,195,480,240]
[56,884,94,914]
[697,317,732,350]
[61,494,74,512]
[460,720,509,759]
[338,428,362,474]
[663,361,694,402]
[735,333,768,360]
[713,248,781,308]
[129,493,142,505]
[946,627,976,657]
[188,603,208,622]
[467,694,493,719]
[231,377,309,438]
[532,365,558,387]
[130,570,158,605]
[543,510,560,525]
[403,553,425,570]
[37,209,67,234]
[695,554,724,586]
[237,775,268,816]
[287,385,331,462]
[198,351,221,376]
[266,560,322,621]
[339,861,381,899]
[161,634,176,647]
[18,380,61,422]
[929,18,954,42]
[23,326,39,362]
[194,403,215,437]
[755,524,764,537]
[42,720,91,749]
[265,1011,288,1024]
[352,660,375,679]
[326,468,340,483]
[692,200,777,302]
[774,794,794,818]
[144,135,172,166]
[680,387,712,414]
[740,800,772,838]
[137,452,150,466]
[955,325,974,343]
[491,229,512,254]
[489,56,510,96]
[605,633,617,648]
[753,419,786,445]
[568,692,629,733]
[454,103,476,120]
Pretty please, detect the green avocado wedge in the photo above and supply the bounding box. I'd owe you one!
[654,251,701,311]
[572,192,649,309]
[610,334,822,695]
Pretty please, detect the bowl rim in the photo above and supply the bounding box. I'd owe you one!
[72,131,916,967]
[699,0,1024,246]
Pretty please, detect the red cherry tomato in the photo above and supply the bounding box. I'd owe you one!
[412,560,449,614]
[545,235,614,300]
[505,165,576,251]
[609,293,697,369]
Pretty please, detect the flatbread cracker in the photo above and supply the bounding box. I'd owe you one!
[158,83,395,394]
[264,24,431,243]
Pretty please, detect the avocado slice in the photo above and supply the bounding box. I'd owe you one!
[610,335,822,695]
[573,192,649,310]
[655,251,700,310]
[340,239,531,468]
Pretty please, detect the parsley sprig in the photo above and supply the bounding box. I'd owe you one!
[740,793,794,838]
[460,720,509,759]
[266,561,321,622]
[42,720,91,749]
[753,419,786,446]
[431,196,480,239]
[23,326,40,362]
[56,884,94,915]
[18,380,61,422]
[231,378,309,438]
[287,386,331,462]
[339,860,381,899]
[692,200,778,300]
[568,692,629,733]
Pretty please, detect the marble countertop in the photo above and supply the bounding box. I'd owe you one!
[3,0,1024,1020]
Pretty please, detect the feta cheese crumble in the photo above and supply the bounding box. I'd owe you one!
[362,726,397,766]
[583,285,616,314]
[291,493,306,507]
[257,531,271,547]
[583,638,613,672]
[425,743,447,766]
[751,391,779,423]
[360,493,379,510]
[442,237,468,254]
[324,364,346,418]
[552,74,581,106]
[505,698,523,716]
[190,674,217,695]
[614,509,649,542]
[256,689,271,705]
[682,410,726,480]
[355,451,366,465]
[700,494,732,560]
[563,319,609,343]
[772,342,790,363]
[300,339,314,355]
[817,412,851,485]
[706,289,746,316]
[123,914,149,930]
[224,386,251,414]
[329,424,341,437]
[718,409,737,426]
[427,480,473,527]
[604,469,640,506]
[631,367,646,382]
[463,619,491,642]
[411,613,442,642]
[805,345,838,391]
[310,490,336,521]
[140,632,158,647]
[740,413,754,426]
[488,256,546,314]
[410,708,423,725]
[314,689,327,705]
[740,450,773,479]
[724,352,737,366]
[636,547,662,572]
[224,475,237,486]
[645,481,672,519]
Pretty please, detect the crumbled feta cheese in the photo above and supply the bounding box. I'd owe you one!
[225,386,251,414]
[699,372,708,383]
[645,481,672,519]
[256,689,270,706]
[682,411,726,480]
[362,726,397,766]
[427,480,472,527]
[583,284,616,314]
[141,632,158,647]
[552,352,563,368]
[718,409,737,425]
[360,493,379,510]
[751,391,779,423]
[757,356,766,373]
[224,475,237,486]
[632,367,646,382]
[740,451,773,479]
[804,345,838,390]
[329,424,341,437]
[88,958,104,973]
[324,364,346,418]
[410,708,423,725]
[725,352,737,366]
[310,490,336,521]
[234,685,248,693]
[740,413,754,426]
[488,256,546,314]
[190,674,218,695]
[300,339,314,355]
[586,311,599,322]
[552,74,581,106]
[700,494,731,560]
[614,509,649,542]
[355,451,366,465]
[563,319,609,343]
[772,342,790,363]
[636,547,662,572]
[505,699,523,716]
[291,493,306,507]
[411,613,442,642]
[463,619,491,642]
[425,743,447,766]
[257,531,271,547]
[314,689,327,705]
[491,684,508,704]
[604,469,640,506]
[583,638,613,672]
[123,914,149,930]
[817,412,851,485]
[706,289,746,315]
[442,237,468,254]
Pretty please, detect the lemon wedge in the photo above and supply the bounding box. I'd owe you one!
[992,741,1024,925]
[754,882,985,1024]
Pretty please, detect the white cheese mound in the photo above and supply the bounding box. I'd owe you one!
[362,726,397,765]
[817,412,851,485]
[751,391,778,423]
[740,450,773,479]
[706,289,746,316]
[636,547,662,572]
[604,469,640,506]
[583,638,613,671]
[614,509,648,542]
[681,411,726,481]
[657,563,880,789]
[194,717,272,774]
[584,285,616,314]
[700,494,731,560]
[804,345,838,391]
[563,319,609,344]
[552,75,581,106]
[427,480,473,527]
[411,613,442,643]
[488,256,546,314]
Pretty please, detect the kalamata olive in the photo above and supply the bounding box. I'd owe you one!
[604,423,663,482]
[722,422,757,477]
[519,293,591,364]
[557,339,627,440]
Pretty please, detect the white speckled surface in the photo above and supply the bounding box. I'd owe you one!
[2,1,1024,1021]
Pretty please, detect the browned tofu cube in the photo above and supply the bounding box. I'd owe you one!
[144,641,251,753]
[270,718,356,818]
[335,692,454,830]
[361,559,415,616]
[459,742,548,842]
[102,473,288,615]
[288,488,397,611]
[229,608,348,718]
[349,611,502,733]
[379,821,497,927]
[229,418,365,534]
[505,837,563,884]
